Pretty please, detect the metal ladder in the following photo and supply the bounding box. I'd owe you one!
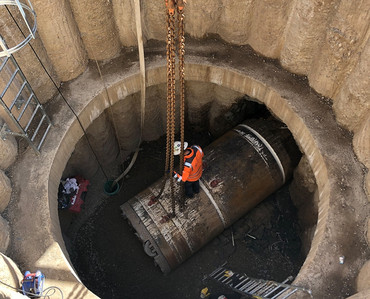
[0,54,52,153]
[208,265,313,299]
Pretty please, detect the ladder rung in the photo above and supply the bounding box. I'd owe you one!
[282,276,293,284]
[17,93,34,121]
[37,122,52,150]
[264,285,283,297]
[240,280,257,292]
[263,277,292,297]
[234,277,250,289]
[210,267,225,278]
[220,275,231,283]
[9,81,27,110]
[271,286,290,299]
[249,282,268,293]
[239,280,254,291]
[31,114,46,141]
[210,267,224,277]
[213,269,227,280]
[0,57,9,71]
[0,68,19,98]
[280,289,298,299]
[256,283,276,295]
[0,54,51,154]
[24,104,40,131]
[244,281,261,293]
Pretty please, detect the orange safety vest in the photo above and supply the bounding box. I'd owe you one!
[175,145,204,182]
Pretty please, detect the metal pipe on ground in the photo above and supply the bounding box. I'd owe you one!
[121,119,300,273]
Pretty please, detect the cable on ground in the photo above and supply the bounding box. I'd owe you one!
[0,278,64,299]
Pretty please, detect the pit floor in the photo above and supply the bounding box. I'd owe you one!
[59,134,305,299]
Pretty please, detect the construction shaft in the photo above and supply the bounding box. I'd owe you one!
[121,119,299,273]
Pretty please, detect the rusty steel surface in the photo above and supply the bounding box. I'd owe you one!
[121,119,297,273]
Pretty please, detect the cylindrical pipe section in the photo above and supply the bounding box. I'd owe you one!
[69,0,121,61]
[0,215,10,253]
[112,0,137,47]
[0,119,17,170]
[31,0,87,82]
[0,169,12,213]
[121,119,298,273]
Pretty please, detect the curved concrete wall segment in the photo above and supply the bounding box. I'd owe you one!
[334,36,370,133]
[112,0,137,47]
[2,0,368,144]
[4,41,368,298]
[69,0,121,61]
[307,0,370,99]
[0,130,17,170]
[31,0,88,82]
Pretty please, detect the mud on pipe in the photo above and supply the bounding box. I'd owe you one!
[121,119,299,273]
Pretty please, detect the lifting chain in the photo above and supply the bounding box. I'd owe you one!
[164,0,186,216]
[150,1,185,216]
[178,3,186,210]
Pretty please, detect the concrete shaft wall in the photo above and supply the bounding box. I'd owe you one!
[69,0,121,60]
[1,0,368,182]
[1,44,367,297]
[31,0,88,82]
[0,0,369,298]
[0,6,58,102]
[1,0,369,134]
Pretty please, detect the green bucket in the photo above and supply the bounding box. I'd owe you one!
[104,180,120,196]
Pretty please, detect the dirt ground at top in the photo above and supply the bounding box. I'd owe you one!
[58,130,305,299]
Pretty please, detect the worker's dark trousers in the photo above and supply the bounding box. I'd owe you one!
[185,180,200,198]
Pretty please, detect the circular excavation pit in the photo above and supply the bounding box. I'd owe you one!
[61,127,304,298]
[59,82,306,298]
[6,42,369,299]
[120,118,300,275]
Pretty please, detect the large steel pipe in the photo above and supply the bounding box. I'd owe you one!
[121,119,299,273]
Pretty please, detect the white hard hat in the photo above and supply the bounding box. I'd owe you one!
[174,141,188,156]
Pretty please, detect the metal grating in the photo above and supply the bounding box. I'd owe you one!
[208,264,313,299]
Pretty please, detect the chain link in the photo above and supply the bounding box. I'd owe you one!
[178,7,186,210]
[163,4,176,216]
[165,11,172,174]
[162,0,186,216]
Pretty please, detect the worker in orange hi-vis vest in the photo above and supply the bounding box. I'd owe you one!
[173,141,204,198]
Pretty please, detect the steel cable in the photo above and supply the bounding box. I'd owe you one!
[4,5,109,179]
